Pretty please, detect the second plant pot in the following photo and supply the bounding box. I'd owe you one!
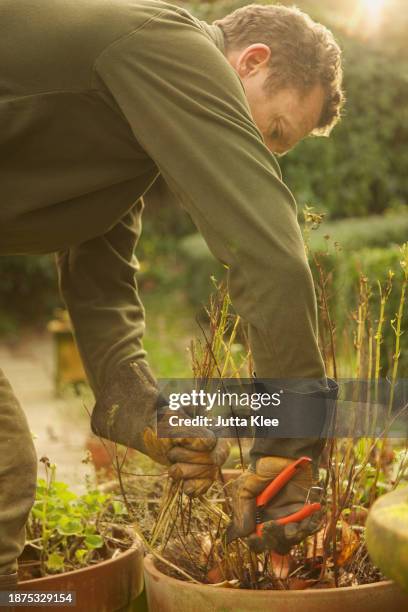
[144,554,408,612]
[18,536,144,612]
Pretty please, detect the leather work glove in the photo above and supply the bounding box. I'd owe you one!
[226,456,323,555]
[91,361,229,496]
[165,440,230,496]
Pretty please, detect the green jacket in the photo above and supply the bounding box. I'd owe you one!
[0,0,325,392]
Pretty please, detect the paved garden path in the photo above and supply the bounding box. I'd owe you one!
[0,331,94,490]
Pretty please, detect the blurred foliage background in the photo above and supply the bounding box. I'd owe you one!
[1,0,407,375]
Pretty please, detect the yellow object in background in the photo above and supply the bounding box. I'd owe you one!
[47,309,86,395]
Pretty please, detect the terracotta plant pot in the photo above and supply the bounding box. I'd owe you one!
[85,434,137,482]
[144,554,408,612]
[18,537,144,612]
[85,433,117,479]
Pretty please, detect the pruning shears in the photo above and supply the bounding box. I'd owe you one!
[255,456,322,537]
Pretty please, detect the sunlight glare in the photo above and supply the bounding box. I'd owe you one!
[361,0,386,28]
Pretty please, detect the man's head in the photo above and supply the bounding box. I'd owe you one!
[216,4,344,154]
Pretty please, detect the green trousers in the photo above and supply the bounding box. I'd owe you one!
[0,369,37,576]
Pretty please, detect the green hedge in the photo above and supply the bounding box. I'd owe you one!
[178,233,225,307]
[308,213,408,252]
[324,246,407,374]
[0,255,59,334]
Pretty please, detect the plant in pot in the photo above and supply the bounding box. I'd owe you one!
[18,458,144,612]
[129,232,408,611]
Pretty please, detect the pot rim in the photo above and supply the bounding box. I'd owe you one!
[21,532,143,586]
[144,554,395,596]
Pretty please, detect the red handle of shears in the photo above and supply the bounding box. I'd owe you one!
[256,456,312,507]
[255,502,321,537]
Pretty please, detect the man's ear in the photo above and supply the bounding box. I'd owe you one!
[235,44,271,78]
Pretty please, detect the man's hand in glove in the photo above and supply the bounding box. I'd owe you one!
[91,361,229,497]
[226,456,323,555]
[142,427,230,497]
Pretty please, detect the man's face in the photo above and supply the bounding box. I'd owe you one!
[227,44,325,155]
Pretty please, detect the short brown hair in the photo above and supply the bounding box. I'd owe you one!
[215,4,344,135]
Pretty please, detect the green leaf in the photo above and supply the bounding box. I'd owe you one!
[75,548,88,564]
[113,500,127,515]
[56,517,83,536]
[84,534,104,549]
[46,552,64,571]
[31,507,44,520]
[47,510,63,521]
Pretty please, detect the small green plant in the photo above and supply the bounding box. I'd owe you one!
[24,459,128,578]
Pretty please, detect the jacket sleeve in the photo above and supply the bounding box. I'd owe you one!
[56,200,147,394]
[93,8,326,382]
